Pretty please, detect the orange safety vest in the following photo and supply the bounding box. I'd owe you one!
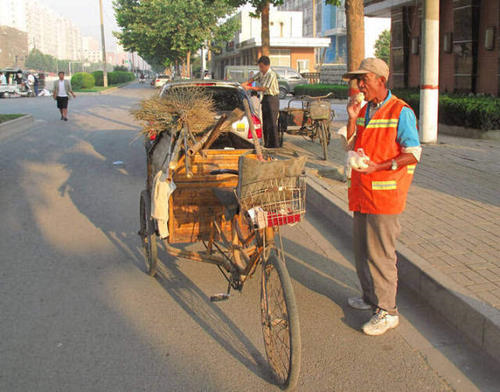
[348,95,417,215]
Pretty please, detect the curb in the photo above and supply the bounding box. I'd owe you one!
[305,173,500,362]
[99,81,135,95]
[0,114,33,133]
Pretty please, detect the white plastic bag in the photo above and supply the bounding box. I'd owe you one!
[347,148,370,171]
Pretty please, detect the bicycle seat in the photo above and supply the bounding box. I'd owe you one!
[212,187,239,220]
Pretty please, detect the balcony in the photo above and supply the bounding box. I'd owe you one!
[364,0,414,17]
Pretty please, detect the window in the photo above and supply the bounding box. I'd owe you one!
[485,27,496,51]
[270,49,291,67]
[296,60,310,73]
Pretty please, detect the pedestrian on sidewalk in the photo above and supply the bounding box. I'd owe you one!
[53,71,76,121]
[343,58,422,336]
[242,56,280,148]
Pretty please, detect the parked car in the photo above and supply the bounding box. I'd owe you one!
[153,74,170,88]
[224,65,309,99]
[159,80,262,148]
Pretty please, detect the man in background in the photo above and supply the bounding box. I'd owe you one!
[53,71,76,121]
[242,56,280,148]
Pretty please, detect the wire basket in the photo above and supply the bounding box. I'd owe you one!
[237,176,306,228]
[309,100,331,121]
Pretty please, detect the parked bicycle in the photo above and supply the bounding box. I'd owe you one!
[279,92,335,160]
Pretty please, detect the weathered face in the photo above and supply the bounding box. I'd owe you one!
[258,62,269,74]
[356,72,386,102]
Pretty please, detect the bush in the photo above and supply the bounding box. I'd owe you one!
[108,71,135,85]
[91,71,104,86]
[294,83,349,99]
[91,70,135,86]
[295,84,500,130]
[113,65,128,72]
[71,72,95,90]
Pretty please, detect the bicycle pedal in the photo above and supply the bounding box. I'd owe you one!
[210,293,230,302]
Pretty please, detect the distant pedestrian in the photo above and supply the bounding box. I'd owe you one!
[34,73,39,96]
[0,72,6,85]
[242,56,280,148]
[343,58,422,336]
[53,71,76,121]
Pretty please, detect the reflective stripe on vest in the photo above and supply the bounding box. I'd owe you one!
[365,119,399,129]
[407,164,416,174]
[372,180,397,190]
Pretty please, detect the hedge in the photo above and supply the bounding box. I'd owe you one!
[294,84,500,130]
[71,72,95,90]
[91,70,135,86]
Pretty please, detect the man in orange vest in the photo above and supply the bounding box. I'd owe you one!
[343,58,422,336]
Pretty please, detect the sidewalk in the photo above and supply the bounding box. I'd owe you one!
[279,123,500,360]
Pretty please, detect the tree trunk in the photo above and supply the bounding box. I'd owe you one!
[261,2,270,57]
[186,50,191,78]
[345,0,365,96]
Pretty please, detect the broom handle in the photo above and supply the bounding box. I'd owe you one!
[187,114,227,157]
[243,100,263,159]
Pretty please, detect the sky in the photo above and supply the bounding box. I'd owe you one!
[39,0,120,50]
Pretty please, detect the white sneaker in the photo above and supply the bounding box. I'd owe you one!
[347,296,372,310]
[362,310,399,336]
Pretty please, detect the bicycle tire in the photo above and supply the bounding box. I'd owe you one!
[139,190,158,277]
[261,247,301,390]
[320,120,329,161]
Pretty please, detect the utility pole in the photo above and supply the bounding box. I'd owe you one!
[312,0,316,37]
[99,0,108,87]
[420,0,439,143]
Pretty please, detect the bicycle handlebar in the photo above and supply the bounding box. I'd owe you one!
[301,92,334,100]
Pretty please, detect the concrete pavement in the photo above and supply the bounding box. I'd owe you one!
[1,84,499,391]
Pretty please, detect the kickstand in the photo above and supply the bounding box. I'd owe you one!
[210,282,232,302]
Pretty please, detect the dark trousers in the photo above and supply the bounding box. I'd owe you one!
[353,212,401,315]
[261,95,280,148]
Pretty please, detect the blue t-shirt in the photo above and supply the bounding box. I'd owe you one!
[365,90,420,148]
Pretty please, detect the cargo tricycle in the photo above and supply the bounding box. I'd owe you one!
[138,99,306,389]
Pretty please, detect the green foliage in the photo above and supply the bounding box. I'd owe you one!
[293,84,500,130]
[294,84,349,99]
[108,71,135,85]
[114,0,240,67]
[91,70,135,86]
[113,65,129,72]
[0,114,24,124]
[71,72,95,90]
[374,30,391,65]
[92,71,104,86]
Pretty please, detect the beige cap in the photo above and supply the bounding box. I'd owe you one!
[342,57,389,81]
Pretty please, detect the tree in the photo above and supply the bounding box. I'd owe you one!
[345,0,365,96]
[114,0,239,77]
[374,29,390,65]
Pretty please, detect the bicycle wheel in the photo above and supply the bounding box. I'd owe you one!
[139,190,158,277]
[320,120,329,161]
[261,246,301,390]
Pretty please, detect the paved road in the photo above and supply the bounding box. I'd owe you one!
[1,84,499,391]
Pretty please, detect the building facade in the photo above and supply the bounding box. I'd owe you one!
[0,25,28,68]
[0,0,83,61]
[212,9,330,78]
[365,0,500,96]
[278,0,347,64]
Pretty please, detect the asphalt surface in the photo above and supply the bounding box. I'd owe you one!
[1,83,499,391]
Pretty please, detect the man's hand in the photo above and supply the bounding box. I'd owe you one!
[354,160,379,174]
[347,95,362,120]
